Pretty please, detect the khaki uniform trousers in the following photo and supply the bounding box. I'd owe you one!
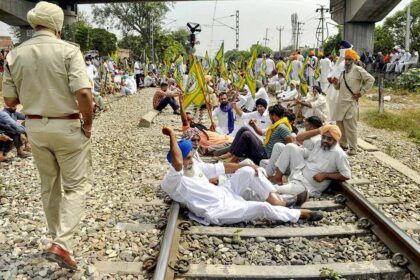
[336,116,358,152]
[26,118,92,251]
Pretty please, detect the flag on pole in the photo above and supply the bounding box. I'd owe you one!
[214,42,224,66]
[183,57,207,108]
[173,55,184,88]
[260,58,267,80]
[245,48,257,96]
[314,58,321,80]
[285,61,292,83]
[298,56,310,95]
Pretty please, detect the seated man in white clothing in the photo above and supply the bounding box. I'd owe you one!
[121,75,136,96]
[254,81,270,107]
[295,85,329,123]
[260,116,323,176]
[161,126,323,225]
[278,80,299,109]
[268,125,351,198]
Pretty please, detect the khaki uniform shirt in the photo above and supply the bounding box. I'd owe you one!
[333,64,374,121]
[2,30,91,117]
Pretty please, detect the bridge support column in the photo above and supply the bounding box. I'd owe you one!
[344,22,375,54]
[19,25,33,42]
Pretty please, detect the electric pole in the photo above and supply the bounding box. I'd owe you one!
[277,26,284,55]
[263,28,269,47]
[316,5,329,47]
[235,10,240,50]
[405,1,411,50]
[296,22,304,50]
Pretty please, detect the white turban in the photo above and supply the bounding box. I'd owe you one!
[27,1,64,33]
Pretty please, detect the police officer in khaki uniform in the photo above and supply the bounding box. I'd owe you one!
[3,1,93,270]
[332,49,374,156]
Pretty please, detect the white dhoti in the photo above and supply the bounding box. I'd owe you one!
[210,167,301,224]
[260,143,285,176]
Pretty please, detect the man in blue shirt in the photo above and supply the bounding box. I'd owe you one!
[0,109,30,161]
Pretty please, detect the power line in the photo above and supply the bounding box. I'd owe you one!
[296,21,304,50]
[276,26,284,55]
[315,5,330,48]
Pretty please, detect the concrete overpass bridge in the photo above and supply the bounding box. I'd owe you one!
[1,0,402,53]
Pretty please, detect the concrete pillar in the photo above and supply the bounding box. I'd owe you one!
[19,25,33,43]
[344,22,375,54]
[62,4,77,26]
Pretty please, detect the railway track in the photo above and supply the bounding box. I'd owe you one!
[151,180,420,280]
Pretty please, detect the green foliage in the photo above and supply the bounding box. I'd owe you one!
[74,21,92,52]
[169,28,190,53]
[319,267,342,280]
[91,28,117,56]
[224,49,250,64]
[394,68,420,92]
[250,44,273,57]
[382,0,420,51]
[118,35,146,60]
[374,26,395,54]
[361,109,420,144]
[92,2,171,58]
[322,31,341,55]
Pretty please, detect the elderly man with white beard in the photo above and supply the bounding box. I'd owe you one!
[161,126,324,225]
[268,125,351,200]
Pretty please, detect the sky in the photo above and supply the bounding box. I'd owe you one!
[0,0,411,57]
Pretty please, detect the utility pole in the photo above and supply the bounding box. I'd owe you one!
[263,28,269,47]
[277,26,284,55]
[150,23,155,65]
[316,5,329,48]
[236,10,240,50]
[296,22,304,50]
[405,1,411,50]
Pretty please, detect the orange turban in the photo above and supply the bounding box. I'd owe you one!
[319,125,342,142]
[309,50,315,56]
[345,49,360,61]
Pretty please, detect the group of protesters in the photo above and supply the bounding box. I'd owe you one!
[157,39,376,229]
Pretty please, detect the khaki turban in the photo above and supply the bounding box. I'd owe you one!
[319,124,342,142]
[345,49,360,61]
[27,1,64,33]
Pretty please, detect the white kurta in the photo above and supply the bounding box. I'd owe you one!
[291,60,302,82]
[212,106,236,135]
[279,89,298,109]
[265,58,276,75]
[319,58,332,91]
[240,110,271,142]
[302,94,329,122]
[161,163,301,225]
[275,142,351,197]
[255,87,270,106]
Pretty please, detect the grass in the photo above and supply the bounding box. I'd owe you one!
[361,109,420,145]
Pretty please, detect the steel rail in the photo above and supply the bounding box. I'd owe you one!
[338,182,420,278]
[152,202,180,280]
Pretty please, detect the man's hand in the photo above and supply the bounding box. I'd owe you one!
[331,77,339,85]
[0,134,12,141]
[210,122,216,132]
[82,124,92,138]
[352,92,362,101]
[178,93,184,104]
[313,173,327,183]
[162,126,174,136]
[20,134,28,144]
[248,118,257,127]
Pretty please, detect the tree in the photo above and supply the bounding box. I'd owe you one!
[322,31,341,55]
[224,49,250,63]
[118,35,146,60]
[249,44,273,57]
[92,2,171,58]
[91,28,117,56]
[169,28,190,53]
[373,26,395,54]
[381,0,420,51]
[74,21,92,52]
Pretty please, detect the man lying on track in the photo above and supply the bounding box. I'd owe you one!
[161,126,323,226]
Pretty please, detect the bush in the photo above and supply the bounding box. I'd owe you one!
[394,68,420,92]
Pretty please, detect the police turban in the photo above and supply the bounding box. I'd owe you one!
[27,1,64,33]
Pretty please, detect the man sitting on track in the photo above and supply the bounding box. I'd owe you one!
[161,126,323,225]
[268,124,351,198]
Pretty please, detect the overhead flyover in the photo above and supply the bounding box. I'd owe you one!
[330,0,402,54]
[1,0,403,52]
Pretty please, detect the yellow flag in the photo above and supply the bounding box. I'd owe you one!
[183,57,207,108]
[245,48,257,96]
[285,61,292,83]
[299,56,310,95]
[174,55,184,88]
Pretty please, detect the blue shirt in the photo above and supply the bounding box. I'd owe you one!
[0,111,26,134]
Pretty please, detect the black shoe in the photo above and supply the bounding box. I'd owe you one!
[284,196,297,208]
[173,111,181,115]
[296,188,309,207]
[308,210,324,222]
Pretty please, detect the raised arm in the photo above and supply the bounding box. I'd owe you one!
[232,101,243,117]
[163,126,183,171]
[296,128,320,144]
[178,94,189,128]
